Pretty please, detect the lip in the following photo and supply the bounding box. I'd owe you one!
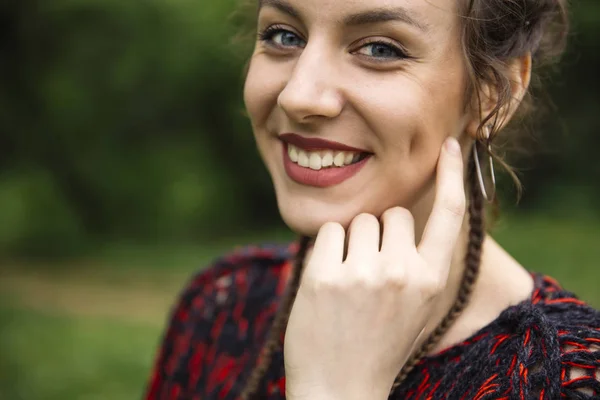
[279,133,369,153]
[282,143,371,188]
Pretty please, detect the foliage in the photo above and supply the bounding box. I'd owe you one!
[0,1,598,257]
[0,306,160,400]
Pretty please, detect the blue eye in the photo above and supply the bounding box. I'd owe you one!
[357,42,407,60]
[258,26,410,63]
[259,27,306,48]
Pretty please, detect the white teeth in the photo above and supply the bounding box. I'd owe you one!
[344,153,354,165]
[287,144,364,169]
[333,152,346,167]
[289,146,298,162]
[322,152,334,167]
[298,151,310,167]
[309,153,322,170]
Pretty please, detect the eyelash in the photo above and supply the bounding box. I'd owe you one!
[258,25,306,49]
[257,25,411,62]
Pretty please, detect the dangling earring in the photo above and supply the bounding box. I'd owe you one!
[472,125,497,202]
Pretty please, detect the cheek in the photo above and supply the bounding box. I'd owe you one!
[355,79,443,160]
[243,57,285,129]
[348,70,466,207]
[243,57,291,183]
[363,70,465,158]
[243,61,265,127]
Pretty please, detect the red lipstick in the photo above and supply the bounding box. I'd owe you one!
[280,133,368,153]
[281,143,371,188]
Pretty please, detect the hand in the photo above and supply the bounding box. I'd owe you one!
[284,138,466,400]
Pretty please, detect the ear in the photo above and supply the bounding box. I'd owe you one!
[466,53,533,139]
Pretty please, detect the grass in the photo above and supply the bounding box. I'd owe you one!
[493,213,600,306]
[0,213,598,400]
[0,306,161,400]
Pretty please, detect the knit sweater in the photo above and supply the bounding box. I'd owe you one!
[145,243,600,399]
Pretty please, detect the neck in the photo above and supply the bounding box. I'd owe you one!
[417,224,534,355]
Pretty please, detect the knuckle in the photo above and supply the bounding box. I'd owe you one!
[355,273,381,289]
[421,275,445,298]
[341,262,382,288]
[303,273,340,294]
[379,256,399,270]
[379,257,408,286]
[386,270,408,289]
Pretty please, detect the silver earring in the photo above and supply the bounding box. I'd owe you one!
[472,126,497,202]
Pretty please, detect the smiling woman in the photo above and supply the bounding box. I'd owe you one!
[145,0,600,399]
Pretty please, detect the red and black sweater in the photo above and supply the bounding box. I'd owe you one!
[146,243,600,399]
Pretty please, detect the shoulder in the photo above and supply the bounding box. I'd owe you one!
[145,241,298,398]
[419,274,600,399]
[525,274,600,333]
[188,241,297,287]
[174,241,298,312]
[162,241,298,344]
[530,275,600,398]
[489,273,600,398]
[495,273,600,326]
[489,274,600,332]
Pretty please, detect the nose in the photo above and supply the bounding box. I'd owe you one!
[277,42,344,123]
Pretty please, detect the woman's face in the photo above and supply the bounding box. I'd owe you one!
[244,0,471,236]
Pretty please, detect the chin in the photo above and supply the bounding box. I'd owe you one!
[281,214,322,238]
[277,200,343,237]
[275,193,367,237]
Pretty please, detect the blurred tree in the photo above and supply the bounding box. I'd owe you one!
[509,2,600,212]
[0,0,597,257]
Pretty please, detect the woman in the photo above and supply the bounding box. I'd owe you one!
[146,0,600,398]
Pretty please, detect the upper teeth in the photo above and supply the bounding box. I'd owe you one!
[288,144,361,171]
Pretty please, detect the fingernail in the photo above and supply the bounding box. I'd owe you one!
[445,137,461,156]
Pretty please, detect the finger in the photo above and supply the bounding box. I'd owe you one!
[303,222,345,279]
[418,137,466,270]
[345,213,380,264]
[380,207,415,256]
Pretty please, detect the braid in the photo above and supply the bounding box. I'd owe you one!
[240,235,311,400]
[390,147,485,392]
[241,146,485,398]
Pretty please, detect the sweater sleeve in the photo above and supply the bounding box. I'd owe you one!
[502,298,600,399]
[556,306,600,398]
[394,296,600,400]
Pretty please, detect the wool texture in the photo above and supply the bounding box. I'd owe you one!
[146,243,600,399]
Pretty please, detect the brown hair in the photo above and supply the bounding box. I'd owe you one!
[237,0,570,397]
[462,0,569,196]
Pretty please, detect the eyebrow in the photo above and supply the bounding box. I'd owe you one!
[344,8,429,32]
[258,0,429,32]
[258,0,300,19]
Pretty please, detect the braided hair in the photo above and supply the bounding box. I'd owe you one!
[239,235,311,399]
[390,148,485,391]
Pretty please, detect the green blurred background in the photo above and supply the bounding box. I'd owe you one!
[0,1,599,399]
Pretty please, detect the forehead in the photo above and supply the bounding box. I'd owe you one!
[258,0,459,31]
